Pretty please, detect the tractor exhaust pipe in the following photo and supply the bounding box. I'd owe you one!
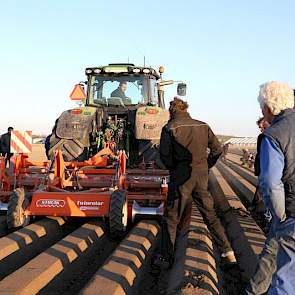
[132,201,164,222]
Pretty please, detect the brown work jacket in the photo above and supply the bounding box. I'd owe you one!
[160,111,222,187]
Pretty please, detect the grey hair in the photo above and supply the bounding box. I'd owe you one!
[258,81,294,115]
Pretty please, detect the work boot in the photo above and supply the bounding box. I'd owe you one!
[221,250,237,263]
[220,250,237,271]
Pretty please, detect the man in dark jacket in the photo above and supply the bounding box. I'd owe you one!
[0,127,14,166]
[254,117,269,177]
[159,97,235,265]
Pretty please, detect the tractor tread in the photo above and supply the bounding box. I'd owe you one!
[109,190,126,239]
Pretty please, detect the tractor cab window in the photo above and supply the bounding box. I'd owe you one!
[89,75,158,106]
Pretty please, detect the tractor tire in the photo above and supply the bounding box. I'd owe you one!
[138,139,166,169]
[7,188,30,229]
[48,135,89,162]
[109,190,128,239]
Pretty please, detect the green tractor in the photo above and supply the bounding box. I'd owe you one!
[47,63,186,167]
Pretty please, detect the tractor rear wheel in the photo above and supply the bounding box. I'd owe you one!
[48,135,89,162]
[109,190,128,239]
[7,188,30,229]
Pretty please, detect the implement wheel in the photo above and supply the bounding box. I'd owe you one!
[109,190,128,239]
[7,188,30,229]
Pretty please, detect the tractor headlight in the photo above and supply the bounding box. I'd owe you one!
[133,68,141,73]
[94,69,101,74]
[143,68,150,74]
[85,69,92,74]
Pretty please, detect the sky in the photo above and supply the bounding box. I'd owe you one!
[0,0,295,137]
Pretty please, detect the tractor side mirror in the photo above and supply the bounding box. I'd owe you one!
[177,83,187,96]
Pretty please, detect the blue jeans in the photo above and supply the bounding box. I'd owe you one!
[268,217,295,295]
[245,220,278,295]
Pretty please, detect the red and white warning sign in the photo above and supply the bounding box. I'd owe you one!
[10,131,33,154]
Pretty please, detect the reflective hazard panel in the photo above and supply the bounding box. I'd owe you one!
[11,131,32,153]
[70,84,87,101]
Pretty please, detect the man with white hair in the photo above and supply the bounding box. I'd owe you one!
[246,81,295,294]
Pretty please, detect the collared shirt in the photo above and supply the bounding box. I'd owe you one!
[259,135,286,222]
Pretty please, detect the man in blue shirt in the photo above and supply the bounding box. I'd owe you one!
[246,81,295,295]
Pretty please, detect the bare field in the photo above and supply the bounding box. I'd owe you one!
[29,144,47,162]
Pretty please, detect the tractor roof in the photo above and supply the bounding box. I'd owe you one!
[85,63,160,79]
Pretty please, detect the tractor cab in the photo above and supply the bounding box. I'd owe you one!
[84,64,162,108]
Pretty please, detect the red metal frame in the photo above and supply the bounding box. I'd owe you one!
[1,148,168,219]
[0,148,115,198]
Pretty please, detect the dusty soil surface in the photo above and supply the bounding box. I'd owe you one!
[28,144,47,162]
[39,226,118,295]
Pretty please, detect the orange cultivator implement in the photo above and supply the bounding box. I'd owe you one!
[0,154,49,204]
[5,148,168,238]
[0,130,45,208]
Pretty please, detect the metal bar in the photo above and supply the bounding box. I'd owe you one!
[127,168,168,175]
[127,194,166,201]
[77,169,116,175]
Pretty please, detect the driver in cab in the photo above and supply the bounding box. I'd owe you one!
[111,82,132,104]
